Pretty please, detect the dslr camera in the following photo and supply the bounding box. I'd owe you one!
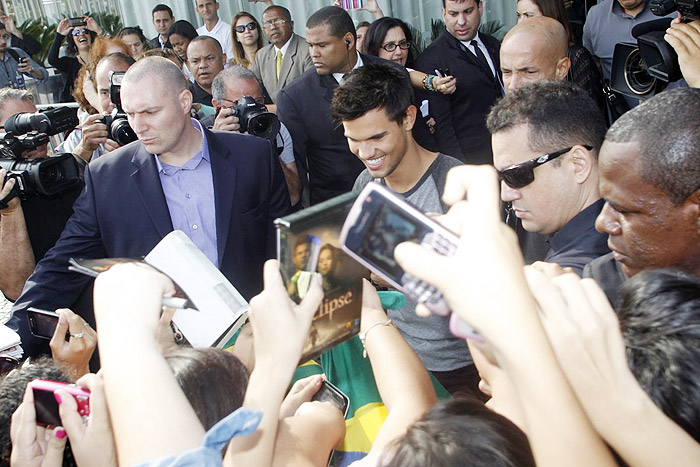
[610,0,698,99]
[231,96,280,141]
[0,107,81,206]
[100,71,138,146]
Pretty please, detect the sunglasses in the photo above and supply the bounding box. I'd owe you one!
[72,28,89,36]
[380,40,411,52]
[234,22,257,33]
[498,145,592,188]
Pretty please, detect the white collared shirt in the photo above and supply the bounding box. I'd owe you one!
[274,35,293,60]
[333,52,364,84]
[461,32,496,77]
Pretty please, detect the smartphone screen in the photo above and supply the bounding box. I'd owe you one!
[312,380,349,417]
[31,379,91,426]
[27,308,59,340]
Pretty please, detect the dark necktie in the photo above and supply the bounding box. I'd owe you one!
[470,40,493,78]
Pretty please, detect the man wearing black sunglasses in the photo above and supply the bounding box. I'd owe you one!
[487,81,610,275]
[251,5,312,105]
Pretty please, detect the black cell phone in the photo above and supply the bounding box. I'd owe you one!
[27,307,60,340]
[68,17,86,27]
[435,67,451,77]
[311,379,349,418]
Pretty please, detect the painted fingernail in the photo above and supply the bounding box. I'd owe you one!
[55,428,66,439]
[54,392,62,404]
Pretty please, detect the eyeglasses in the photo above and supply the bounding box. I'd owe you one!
[263,19,289,29]
[222,96,265,107]
[380,40,411,52]
[234,22,257,33]
[72,28,89,36]
[498,145,592,188]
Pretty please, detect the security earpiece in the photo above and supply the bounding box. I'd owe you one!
[346,39,351,48]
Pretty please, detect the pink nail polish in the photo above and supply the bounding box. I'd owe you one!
[55,428,66,439]
[53,392,62,404]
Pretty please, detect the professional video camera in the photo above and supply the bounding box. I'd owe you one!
[231,96,280,141]
[101,71,138,146]
[0,106,81,207]
[610,0,698,99]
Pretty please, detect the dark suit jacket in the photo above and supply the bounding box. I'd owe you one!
[276,53,408,205]
[9,127,291,356]
[151,35,173,49]
[414,31,503,165]
[251,33,313,103]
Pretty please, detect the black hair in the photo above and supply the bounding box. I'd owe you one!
[388,397,535,467]
[363,17,414,66]
[618,268,700,442]
[306,6,356,41]
[0,357,75,466]
[331,62,412,124]
[63,26,98,57]
[188,34,223,55]
[605,87,700,205]
[263,5,292,22]
[486,80,606,157]
[152,3,174,17]
[165,347,249,431]
[167,19,198,41]
[442,0,482,6]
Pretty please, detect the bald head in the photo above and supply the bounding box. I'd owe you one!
[123,56,189,94]
[500,16,570,92]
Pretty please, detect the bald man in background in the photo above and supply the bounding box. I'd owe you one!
[500,17,570,92]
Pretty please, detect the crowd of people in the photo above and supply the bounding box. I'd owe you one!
[0,0,699,465]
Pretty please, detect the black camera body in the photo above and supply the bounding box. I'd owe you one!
[610,0,698,100]
[231,96,280,141]
[0,151,81,204]
[100,71,137,146]
[0,107,81,206]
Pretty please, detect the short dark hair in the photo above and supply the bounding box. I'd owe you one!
[605,87,700,205]
[167,19,198,41]
[388,398,535,467]
[188,34,223,55]
[165,347,249,431]
[0,357,74,466]
[363,17,414,65]
[486,80,606,157]
[263,5,292,22]
[618,268,700,443]
[442,0,482,6]
[306,6,356,41]
[331,62,413,124]
[152,3,174,18]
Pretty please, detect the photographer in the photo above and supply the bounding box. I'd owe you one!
[665,18,700,87]
[0,21,46,89]
[0,89,83,301]
[57,53,135,163]
[209,66,302,206]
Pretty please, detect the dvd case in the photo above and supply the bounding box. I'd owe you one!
[276,191,366,363]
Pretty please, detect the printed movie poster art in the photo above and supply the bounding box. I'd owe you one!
[281,227,365,362]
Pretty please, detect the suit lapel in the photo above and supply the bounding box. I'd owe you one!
[130,145,174,237]
[319,73,338,102]
[278,34,298,86]
[206,129,236,265]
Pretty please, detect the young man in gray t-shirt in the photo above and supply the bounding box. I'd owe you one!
[331,62,479,397]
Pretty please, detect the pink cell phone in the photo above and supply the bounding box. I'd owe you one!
[30,379,90,426]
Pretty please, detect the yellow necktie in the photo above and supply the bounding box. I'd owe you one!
[276,50,283,80]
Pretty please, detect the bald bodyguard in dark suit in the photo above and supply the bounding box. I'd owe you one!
[9,57,290,356]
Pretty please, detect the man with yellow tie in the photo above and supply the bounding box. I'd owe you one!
[251,5,313,105]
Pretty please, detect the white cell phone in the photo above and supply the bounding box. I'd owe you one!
[340,182,477,338]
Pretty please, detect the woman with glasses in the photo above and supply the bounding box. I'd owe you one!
[48,16,102,103]
[117,26,154,59]
[364,17,456,95]
[231,12,264,69]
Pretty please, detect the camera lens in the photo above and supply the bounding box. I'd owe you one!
[110,119,138,146]
[624,48,656,95]
[248,113,280,141]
